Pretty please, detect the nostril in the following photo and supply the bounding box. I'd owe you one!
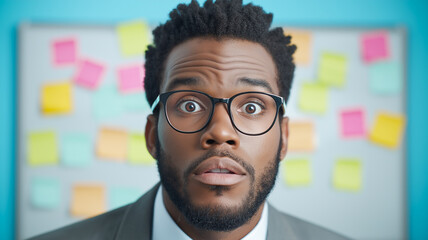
[206,139,215,144]
[226,140,235,145]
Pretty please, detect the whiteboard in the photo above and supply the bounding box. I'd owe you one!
[17,23,406,240]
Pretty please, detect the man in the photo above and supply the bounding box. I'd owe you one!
[32,0,350,239]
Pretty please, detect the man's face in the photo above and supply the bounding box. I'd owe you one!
[147,38,288,231]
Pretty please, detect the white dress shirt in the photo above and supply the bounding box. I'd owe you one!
[153,186,268,240]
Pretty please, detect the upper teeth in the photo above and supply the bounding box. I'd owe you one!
[210,169,231,173]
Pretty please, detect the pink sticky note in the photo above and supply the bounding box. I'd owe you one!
[340,109,366,137]
[52,38,77,65]
[74,59,105,89]
[361,31,389,63]
[117,65,144,93]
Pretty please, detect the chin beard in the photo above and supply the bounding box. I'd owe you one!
[156,137,281,232]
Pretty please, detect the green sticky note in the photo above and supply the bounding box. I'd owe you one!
[28,131,59,166]
[117,21,151,56]
[93,84,123,120]
[283,159,312,186]
[128,133,155,165]
[299,82,328,114]
[31,177,60,209]
[109,187,142,210]
[333,159,362,191]
[120,92,151,113]
[369,61,403,94]
[318,52,347,87]
[62,133,92,167]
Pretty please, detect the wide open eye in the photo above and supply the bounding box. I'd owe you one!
[178,100,203,113]
[240,102,263,115]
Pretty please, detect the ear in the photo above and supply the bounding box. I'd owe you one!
[145,114,158,160]
[279,117,289,161]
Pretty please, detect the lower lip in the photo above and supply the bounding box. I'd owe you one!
[193,173,246,186]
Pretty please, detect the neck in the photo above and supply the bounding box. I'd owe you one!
[162,187,265,240]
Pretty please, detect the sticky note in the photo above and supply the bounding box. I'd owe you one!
[370,112,405,148]
[340,109,366,138]
[285,29,312,65]
[62,133,92,167]
[117,21,151,56]
[288,121,315,152]
[71,184,105,218]
[369,61,403,94]
[299,82,328,114]
[41,82,72,114]
[93,84,123,120]
[31,177,60,209]
[121,92,151,113]
[118,65,144,93]
[74,59,105,89]
[318,52,347,87]
[52,38,77,65]
[28,131,58,166]
[128,133,155,165]
[361,31,389,63]
[96,127,128,161]
[333,159,362,191]
[283,159,312,186]
[109,187,141,210]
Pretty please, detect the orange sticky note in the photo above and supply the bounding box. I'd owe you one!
[285,29,312,65]
[369,112,405,148]
[288,121,315,152]
[41,82,72,114]
[71,184,105,218]
[96,127,128,161]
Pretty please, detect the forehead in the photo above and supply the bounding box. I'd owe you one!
[161,37,278,94]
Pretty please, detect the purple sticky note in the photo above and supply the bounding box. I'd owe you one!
[74,59,105,89]
[52,38,77,65]
[361,31,389,63]
[117,65,144,93]
[340,109,366,138]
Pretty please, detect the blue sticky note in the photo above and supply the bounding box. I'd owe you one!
[93,84,123,120]
[31,177,61,209]
[120,92,151,113]
[369,61,403,94]
[62,133,92,167]
[109,187,142,210]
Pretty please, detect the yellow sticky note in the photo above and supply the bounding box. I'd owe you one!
[71,184,105,218]
[41,82,72,114]
[117,21,150,56]
[333,159,362,191]
[28,131,58,166]
[96,128,128,161]
[318,52,347,87]
[283,159,312,186]
[370,113,405,148]
[128,133,156,165]
[299,82,328,114]
[288,121,315,152]
[285,29,312,65]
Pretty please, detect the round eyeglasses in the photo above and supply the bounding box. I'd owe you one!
[150,90,286,136]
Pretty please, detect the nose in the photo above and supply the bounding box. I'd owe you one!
[200,103,240,149]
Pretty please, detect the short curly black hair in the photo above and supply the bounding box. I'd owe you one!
[144,0,296,111]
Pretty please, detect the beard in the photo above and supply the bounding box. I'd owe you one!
[156,136,282,232]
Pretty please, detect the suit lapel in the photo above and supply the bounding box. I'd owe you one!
[115,183,161,240]
[266,204,298,240]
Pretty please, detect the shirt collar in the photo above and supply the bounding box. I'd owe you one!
[152,186,268,240]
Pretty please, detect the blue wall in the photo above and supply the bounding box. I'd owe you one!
[1,0,427,239]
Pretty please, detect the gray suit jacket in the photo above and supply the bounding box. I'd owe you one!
[30,183,350,240]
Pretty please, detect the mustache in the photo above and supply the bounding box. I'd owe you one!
[183,149,255,181]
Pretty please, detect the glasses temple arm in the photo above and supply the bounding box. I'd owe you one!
[150,95,160,113]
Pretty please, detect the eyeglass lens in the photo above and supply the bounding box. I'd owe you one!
[164,91,278,134]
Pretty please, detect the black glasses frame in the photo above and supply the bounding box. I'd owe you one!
[151,90,286,136]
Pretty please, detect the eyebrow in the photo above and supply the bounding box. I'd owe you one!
[165,77,202,92]
[237,77,274,93]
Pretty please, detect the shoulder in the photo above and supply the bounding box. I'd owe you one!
[28,205,130,240]
[267,204,352,240]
